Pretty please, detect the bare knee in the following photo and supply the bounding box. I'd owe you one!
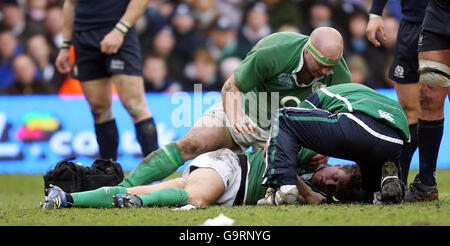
[175,118,235,160]
[90,102,113,122]
[173,178,186,189]
[176,136,207,161]
[188,195,213,207]
[122,97,149,121]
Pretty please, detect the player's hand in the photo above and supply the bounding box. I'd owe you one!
[264,187,275,198]
[55,49,71,74]
[100,28,125,55]
[232,117,257,134]
[366,16,386,47]
[298,194,306,204]
[305,191,327,204]
[307,154,329,171]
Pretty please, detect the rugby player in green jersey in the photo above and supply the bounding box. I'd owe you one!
[41,147,361,209]
[118,27,352,189]
[262,83,411,204]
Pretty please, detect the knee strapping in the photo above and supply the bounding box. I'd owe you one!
[418,59,450,87]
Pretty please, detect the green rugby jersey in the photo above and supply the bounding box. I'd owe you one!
[243,148,317,205]
[233,32,352,130]
[301,83,411,142]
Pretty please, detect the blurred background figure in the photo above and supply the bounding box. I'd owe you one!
[26,34,65,88]
[183,48,220,91]
[237,2,272,57]
[170,3,207,67]
[215,0,244,31]
[346,54,368,85]
[192,0,221,32]
[344,8,393,89]
[151,26,185,82]
[0,28,23,89]
[0,0,45,43]
[44,5,64,52]
[206,16,242,62]
[262,0,301,31]
[26,0,47,23]
[142,54,182,93]
[1,54,56,95]
[301,0,333,35]
[219,56,242,82]
[137,0,174,54]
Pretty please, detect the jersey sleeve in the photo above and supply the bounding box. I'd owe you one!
[369,0,388,15]
[233,49,273,93]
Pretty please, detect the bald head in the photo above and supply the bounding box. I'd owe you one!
[309,27,343,61]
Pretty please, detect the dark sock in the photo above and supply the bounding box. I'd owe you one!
[417,119,444,186]
[135,117,159,157]
[399,123,418,184]
[95,119,119,160]
[66,193,73,207]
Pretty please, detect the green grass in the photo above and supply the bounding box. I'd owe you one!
[1,170,450,226]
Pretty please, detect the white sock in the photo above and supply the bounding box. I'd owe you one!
[280,185,296,193]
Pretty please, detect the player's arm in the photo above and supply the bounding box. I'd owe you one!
[221,74,257,134]
[366,0,389,47]
[101,0,148,54]
[296,175,327,204]
[55,0,76,74]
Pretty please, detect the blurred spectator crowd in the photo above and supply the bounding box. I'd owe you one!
[0,0,403,95]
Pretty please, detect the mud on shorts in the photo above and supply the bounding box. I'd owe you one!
[72,26,142,82]
[203,102,270,152]
[182,148,242,206]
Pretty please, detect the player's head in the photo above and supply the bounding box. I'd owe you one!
[303,27,343,78]
[312,164,361,202]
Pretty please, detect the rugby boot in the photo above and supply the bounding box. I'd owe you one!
[113,194,143,208]
[40,185,71,209]
[404,174,438,202]
[380,161,403,204]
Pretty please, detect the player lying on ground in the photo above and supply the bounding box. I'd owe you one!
[41,147,362,209]
[260,83,411,205]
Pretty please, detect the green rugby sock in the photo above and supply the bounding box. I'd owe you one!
[138,188,188,207]
[120,143,184,188]
[71,186,127,208]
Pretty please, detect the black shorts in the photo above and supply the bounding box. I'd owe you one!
[418,29,450,52]
[388,20,422,84]
[72,27,142,82]
[418,0,450,52]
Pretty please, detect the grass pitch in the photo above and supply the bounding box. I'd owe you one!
[1,170,449,226]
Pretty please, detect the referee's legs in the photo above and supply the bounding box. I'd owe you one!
[113,74,159,157]
[80,77,119,160]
